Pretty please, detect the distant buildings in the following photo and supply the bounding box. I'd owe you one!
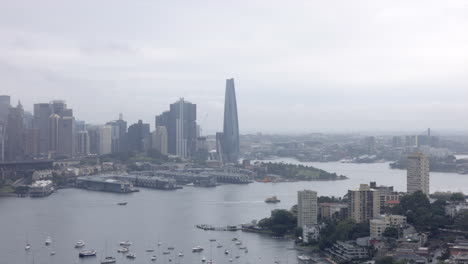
[155,98,197,158]
[127,120,150,153]
[152,126,168,155]
[298,190,318,227]
[217,78,240,163]
[5,101,24,161]
[348,184,381,223]
[407,152,430,195]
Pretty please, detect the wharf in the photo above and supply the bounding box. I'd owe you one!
[196,224,241,231]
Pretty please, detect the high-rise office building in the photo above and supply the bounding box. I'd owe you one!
[219,78,240,163]
[348,184,381,223]
[48,114,60,154]
[87,125,100,155]
[98,125,112,155]
[153,126,168,155]
[106,114,128,153]
[298,190,318,227]
[156,98,197,158]
[76,130,90,156]
[24,128,39,157]
[5,102,25,161]
[58,116,75,157]
[128,120,150,153]
[407,152,430,195]
[0,95,11,161]
[34,103,51,155]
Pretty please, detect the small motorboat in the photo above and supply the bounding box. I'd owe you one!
[229,258,233,262]
[79,250,97,257]
[224,250,229,255]
[297,255,312,261]
[157,241,162,246]
[101,256,117,264]
[163,251,170,255]
[239,246,247,249]
[217,244,223,248]
[235,241,242,245]
[50,252,56,256]
[201,256,206,262]
[244,249,248,253]
[151,255,157,261]
[117,202,127,206]
[45,237,52,245]
[192,246,204,252]
[146,249,155,252]
[75,240,85,248]
[25,244,31,251]
[167,246,175,250]
[178,252,184,257]
[120,241,132,247]
[231,238,237,241]
[126,253,136,259]
[117,247,129,253]
[209,239,216,242]
[235,255,240,259]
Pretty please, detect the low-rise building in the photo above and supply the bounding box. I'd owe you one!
[29,180,54,197]
[76,176,136,193]
[370,215,407,238]
[445,203,468,218]
[319,203,349,220]
[303,225,320,243]
[327,241,370,262]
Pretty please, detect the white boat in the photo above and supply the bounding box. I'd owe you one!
[117,247,129,253]
[192,246,204,252]
[25,244,31,251]
[178,252,184,257]
[101,256,117,263]
[235,241,242,245]
[151,255,157,261]
[201,256,207,262]
[229,258,233,262]
[157,241,162,246]
[79,250,97,257]
[297,255,312,261]
[45,236,52,245]
[75,240,85,248]
[224,250,229,255]
[120,241,132,247]
[126,253,136,259]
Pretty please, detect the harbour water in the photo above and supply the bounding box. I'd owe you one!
[1,159,468,264]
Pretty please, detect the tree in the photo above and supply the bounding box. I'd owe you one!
[376,256,395,264]
[450,193,466,202]
[455,212,468,231]
[382,227,399,239]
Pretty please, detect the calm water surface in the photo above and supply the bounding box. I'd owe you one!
[1,159,467,264]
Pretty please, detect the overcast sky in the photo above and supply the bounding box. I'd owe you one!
[1,0,467,134]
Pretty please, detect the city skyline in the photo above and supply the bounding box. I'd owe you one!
[1,1,467,133]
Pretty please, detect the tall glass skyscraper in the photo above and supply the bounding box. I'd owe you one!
[221,78,240,163]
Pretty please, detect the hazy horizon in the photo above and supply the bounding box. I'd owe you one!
[1,0,467,133]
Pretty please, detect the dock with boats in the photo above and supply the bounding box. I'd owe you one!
[196,224,241,231]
